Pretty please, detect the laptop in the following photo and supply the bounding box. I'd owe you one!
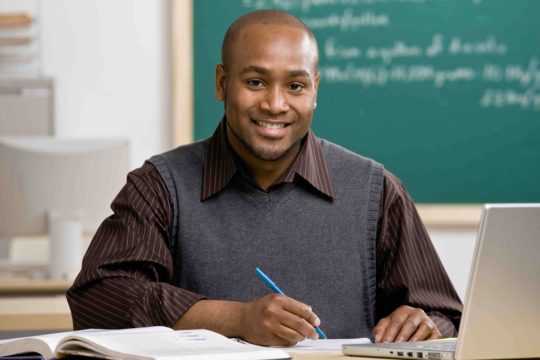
[343,204,540,360]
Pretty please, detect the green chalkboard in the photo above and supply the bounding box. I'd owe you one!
[194,0,540,203]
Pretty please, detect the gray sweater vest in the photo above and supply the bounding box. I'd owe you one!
[149,138,383,339]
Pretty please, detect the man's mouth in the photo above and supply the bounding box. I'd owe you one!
[254,120,288,129]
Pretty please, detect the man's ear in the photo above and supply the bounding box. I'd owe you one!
[314,71,321,91]
[215,64,227,101]
[313,71,321,108]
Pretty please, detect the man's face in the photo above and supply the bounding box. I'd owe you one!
[216,24,320,163]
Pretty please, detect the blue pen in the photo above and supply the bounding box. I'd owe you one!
[255,267,327,339]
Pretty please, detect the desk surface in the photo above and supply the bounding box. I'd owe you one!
[0,296,511,360]
[0,279,71,295]
[292,353,352,359]
[0,297,392,359]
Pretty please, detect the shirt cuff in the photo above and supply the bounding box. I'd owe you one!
[428,311,458,338]
[131,282,208,328]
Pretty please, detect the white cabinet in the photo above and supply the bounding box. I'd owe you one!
[0,77,53,135]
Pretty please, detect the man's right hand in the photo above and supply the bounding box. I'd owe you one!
[174,294,321,346]
[240,294,321,346]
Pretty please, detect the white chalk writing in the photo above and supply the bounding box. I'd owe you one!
[303,9,389,30]
[481,88,540,110]
[323,35,508,62]
[242,0,447,12]
[325,38,362,60]
[320,64,476,87]
[448,36,507,56]
[238,0,539,111]
[365,42,423,64]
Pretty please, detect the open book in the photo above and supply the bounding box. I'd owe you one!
[0,326,290,360]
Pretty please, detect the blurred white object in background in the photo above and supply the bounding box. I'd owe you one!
[0,137,129,280]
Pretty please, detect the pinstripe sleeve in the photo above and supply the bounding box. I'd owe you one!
[376,170,463,337]
[67,162,206,330]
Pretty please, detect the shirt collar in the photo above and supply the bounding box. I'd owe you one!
[201,118,335,201]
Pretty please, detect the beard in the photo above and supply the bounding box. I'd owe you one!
[227,121,303,162]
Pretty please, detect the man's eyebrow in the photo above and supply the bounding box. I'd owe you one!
[241,65,269,75]
[240,66,311,78]
[288,70,311,78]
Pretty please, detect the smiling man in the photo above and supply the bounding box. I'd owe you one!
[217,18,319,192]
[68,10,462,346]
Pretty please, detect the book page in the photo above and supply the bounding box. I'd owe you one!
[0,330,75,359]
[58,328,289,360]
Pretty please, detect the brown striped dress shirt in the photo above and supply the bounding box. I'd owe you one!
[67,121,463,337]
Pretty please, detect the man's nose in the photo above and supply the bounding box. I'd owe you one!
[260,87,289,114]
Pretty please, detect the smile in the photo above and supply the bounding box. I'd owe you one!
[255,121,287,129]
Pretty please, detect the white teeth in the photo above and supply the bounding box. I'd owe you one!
[256,121,285,129]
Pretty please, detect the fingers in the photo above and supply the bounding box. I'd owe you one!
[271,325,311,346]
[428,327,443,340]
[373,305,442,343]
[395,316,422,342]
[242,294,322,346]
[279,305,319,341]
[373,317,390,343]
[410,321,441,342]
[282,299,321,327]
[280,296,320,340]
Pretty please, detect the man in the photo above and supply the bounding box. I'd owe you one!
[68,10,462,346]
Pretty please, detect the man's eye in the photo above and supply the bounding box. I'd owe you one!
[290,83,305,92]
[247,79,264,87]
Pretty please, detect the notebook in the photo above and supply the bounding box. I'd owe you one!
[343,203,540,360]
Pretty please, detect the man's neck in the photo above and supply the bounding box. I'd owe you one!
[240,146,300,191]
[225,128,300,191]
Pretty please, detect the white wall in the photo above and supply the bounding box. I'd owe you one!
[1,1,170,265]
[40,0,170,168]
[428,226,477,301]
